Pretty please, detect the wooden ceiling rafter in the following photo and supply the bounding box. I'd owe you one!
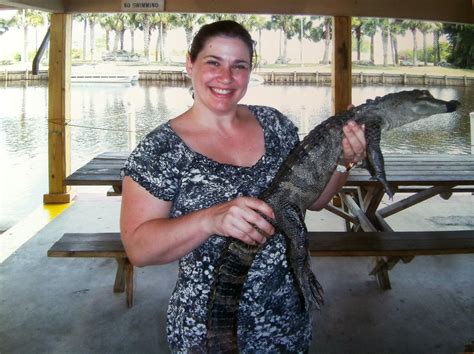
[0,0,472,24]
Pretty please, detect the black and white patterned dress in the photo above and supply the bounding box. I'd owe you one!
[122,105,312,353]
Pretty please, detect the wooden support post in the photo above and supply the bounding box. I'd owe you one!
[43,13,73,204]
[332,16,352,115]
[126,259,134,308]
[114,258,127,293]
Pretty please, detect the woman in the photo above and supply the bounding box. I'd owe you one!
[120,20,366,352]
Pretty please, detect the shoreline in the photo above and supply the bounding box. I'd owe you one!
[1,61,473,76]
[1,66,472,87]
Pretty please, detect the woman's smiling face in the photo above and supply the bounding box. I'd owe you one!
[186,35,252,114]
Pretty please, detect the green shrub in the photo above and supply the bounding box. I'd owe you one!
[399,43,450,64]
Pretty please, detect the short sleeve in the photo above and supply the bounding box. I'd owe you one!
[275,109,300,151]
[121,125,183,201]
[254,105,300,156]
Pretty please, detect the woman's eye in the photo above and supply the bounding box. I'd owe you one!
[207,60,219,66]
[233,64,249,70]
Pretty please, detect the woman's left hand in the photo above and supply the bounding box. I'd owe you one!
[308,120,367,211]
[342,120,366,166]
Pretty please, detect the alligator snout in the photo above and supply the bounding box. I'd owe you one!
[446,100,461,112]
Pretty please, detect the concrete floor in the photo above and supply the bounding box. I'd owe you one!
[0,192,473,353]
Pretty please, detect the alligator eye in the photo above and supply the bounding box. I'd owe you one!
[421,90,432,98]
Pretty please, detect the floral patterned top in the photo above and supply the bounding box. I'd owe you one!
[122,105,312,353]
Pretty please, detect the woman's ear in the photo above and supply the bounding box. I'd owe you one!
[185,54,193,77]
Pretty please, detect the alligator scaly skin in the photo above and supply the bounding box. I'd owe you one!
[206,90,460,352]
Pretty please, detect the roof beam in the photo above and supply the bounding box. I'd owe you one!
[63,0,472,24]
[0,0,64,12]
[0,0,471,23]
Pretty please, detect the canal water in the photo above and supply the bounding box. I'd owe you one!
[1,81,473,232]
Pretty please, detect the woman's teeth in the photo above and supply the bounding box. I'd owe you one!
[212,88,231,95]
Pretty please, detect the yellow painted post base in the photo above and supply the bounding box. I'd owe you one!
[43,192,74,204]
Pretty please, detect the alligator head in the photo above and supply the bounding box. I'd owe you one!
[353,89,461,130]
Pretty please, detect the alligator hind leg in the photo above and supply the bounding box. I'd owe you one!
[279,203,324,311]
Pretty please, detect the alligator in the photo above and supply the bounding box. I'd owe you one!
[206,89,460,352]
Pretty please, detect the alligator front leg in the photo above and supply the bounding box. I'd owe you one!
[279,203,324,311]
[364,122,394,198]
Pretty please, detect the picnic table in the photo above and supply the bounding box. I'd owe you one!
[67,152,127,195]
[65,152,474,231]
[328,154,474,232]
[66,152,474,209]
[58,152,474,294]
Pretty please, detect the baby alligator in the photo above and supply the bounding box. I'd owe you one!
[206,89,460,353]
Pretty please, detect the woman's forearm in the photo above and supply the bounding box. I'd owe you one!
[307,169,349,211]
[121,207,214,267]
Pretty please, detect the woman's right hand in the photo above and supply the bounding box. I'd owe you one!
[205,197,275,245]
[121,177,276,266]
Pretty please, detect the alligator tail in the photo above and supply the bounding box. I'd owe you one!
[207,241,259,353]
[281,203,324,311]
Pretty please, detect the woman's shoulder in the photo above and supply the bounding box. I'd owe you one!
[247,105,293,126]
[140,121,176,147]
[246,105,298,140]
[246,104,284,119]
[126,121,191,168]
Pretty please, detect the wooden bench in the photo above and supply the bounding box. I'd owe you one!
[308,230,474,289]
[47,232,134,308]
[48,230,474,305]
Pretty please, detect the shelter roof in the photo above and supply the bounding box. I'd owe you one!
[0,0,473,24]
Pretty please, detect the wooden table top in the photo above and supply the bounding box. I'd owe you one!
[65,152,474,189]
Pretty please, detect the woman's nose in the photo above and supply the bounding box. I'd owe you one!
[217,66,232,83]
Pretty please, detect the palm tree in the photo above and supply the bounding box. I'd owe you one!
[404,20,423,66]
[269,15,298,64]
[87,14,100,60]
[206,14,240,22]
[13,9,45,64]
[139,14,151,62]
[158,14,178,62]
[99,15,115,52]
[110,14,127,51]
[361,19,378,64]
[74,14,87,60]
[352,17,364,62]
[245,15,269,66]
[378,18,390,66]
[125,14,141,54]
[0,18,10,35]
[388,19,406,65]
[175,13,198,50]
[292,16,312,66]
[319,17,333,64]
[432,22,443,66]
[418,21,433,66]
[306,17,324,64]
[149,14,164,62]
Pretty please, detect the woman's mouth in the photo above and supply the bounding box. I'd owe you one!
[211,88,232,95]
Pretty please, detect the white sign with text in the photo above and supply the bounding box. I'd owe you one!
[122,0,165,12]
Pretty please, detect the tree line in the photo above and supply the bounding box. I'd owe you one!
[0,11,472,69]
